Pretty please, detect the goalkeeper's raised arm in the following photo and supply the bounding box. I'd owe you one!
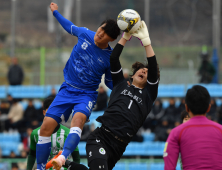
[132,20,159,100]
[49,2,81,37]
[109,34,131,87]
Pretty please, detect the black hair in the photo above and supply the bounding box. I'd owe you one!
[181,110,189,122]
[12,98,18,103]
[100,19,121,39]
[43,97,55,110]
[11,163,18,168]
[185,85,211,115]
[28,99,33,102]
[130,62,160,82]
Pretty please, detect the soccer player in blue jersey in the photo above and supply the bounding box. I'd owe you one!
[36,2,121,170]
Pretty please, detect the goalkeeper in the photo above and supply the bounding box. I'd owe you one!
[26,97,80,170]
[52,20,160,170]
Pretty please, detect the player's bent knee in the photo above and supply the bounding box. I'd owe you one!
[40,117,58,136]
[71,112,87,129]
[89,159,108,170]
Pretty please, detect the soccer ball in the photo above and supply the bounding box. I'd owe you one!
[117,9,141,33]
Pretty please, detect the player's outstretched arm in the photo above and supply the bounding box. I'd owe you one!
[50,2,79,36]
[110,36,130,86]
[132,21,159,100]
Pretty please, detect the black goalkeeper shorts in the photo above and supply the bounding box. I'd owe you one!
[86,127,127,170]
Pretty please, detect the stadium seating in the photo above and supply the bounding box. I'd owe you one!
[113,163,126,170]
[0,132,21,156]
[0,86,7,98]
[19,100,43,110]
[150,163,164,170]
[187,84,222,97]
[158,84,186,98]
[1,84,222,99]
[150,163,181,170]
[74,141,165,156]
[0,132,183,170]
[143,133,155,142]
[78,142,87,156]
[128,163,148,170]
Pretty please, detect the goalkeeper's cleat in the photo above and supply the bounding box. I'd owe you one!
[46,151,62,169]
[52,155,66,170]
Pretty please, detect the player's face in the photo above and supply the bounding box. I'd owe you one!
[183,116,190,123]
[94,24,114,44]
[132,68,148,88]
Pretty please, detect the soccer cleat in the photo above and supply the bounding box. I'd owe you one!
[52,155,66,170]
[46,151,62,169]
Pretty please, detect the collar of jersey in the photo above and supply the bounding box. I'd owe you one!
[131,84,142,89]
[94,42,112,51]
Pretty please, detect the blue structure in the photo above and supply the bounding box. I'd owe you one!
[212,48,219,83]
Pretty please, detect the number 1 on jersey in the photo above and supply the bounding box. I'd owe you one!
[128,100,133,109]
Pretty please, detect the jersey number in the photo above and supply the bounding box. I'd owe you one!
[81,42,88,50]
[128,100,133,109]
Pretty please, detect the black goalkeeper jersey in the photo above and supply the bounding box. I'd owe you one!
[97,43,159,144]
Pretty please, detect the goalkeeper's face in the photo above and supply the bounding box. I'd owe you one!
[132,68,148,88]
[94,24,114,44]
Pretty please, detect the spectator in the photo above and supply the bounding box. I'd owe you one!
[9,151,16,158]
[6,99,24,130]
[11,163,19,170]
[48,88,57,98]
[23,127,33,151]
[7,57,24,85]
[206,98,217,121]
[218,102,222,124]
[163,98,180,128]
[23,99,39,128]
[0,100,11,132]
[20,150,27,158]
[7,94,13,106]
[180,110,190,123]
[93,86,108,111]
[198,52,215,83]
[18,151,27,169]
[154,118,171,142]
[36,101,44,124]
[177,98,186,115]
[0,100,11,114]
[143,98,164,132]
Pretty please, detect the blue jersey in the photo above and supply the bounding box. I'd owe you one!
[54,10,113,91]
